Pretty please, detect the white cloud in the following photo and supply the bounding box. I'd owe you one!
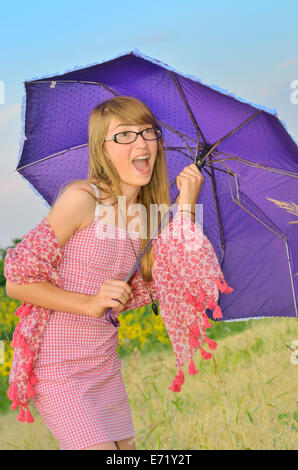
[279,57,298,69]
[258,80,284,99]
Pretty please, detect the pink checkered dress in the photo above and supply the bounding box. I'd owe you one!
[31,183,153,450]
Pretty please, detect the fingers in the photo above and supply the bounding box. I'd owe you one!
[102,280,132,308]
[105,297,125,313]
[104,280,132,295]
[181,164,204,179]
[109,289,130,306]
[176,163,204,189]
[111,298,124,311]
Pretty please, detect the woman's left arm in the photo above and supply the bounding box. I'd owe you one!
[176,163,204,218]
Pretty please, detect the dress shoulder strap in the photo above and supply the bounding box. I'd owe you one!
[89,183,99,221]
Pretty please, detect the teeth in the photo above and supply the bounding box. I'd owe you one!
[134,155,150,160]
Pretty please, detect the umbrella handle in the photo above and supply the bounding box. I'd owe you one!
[104,300,121,328]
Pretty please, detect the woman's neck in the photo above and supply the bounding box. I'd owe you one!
[119,183,140,209]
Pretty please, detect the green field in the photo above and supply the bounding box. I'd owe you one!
[0,286,297,450]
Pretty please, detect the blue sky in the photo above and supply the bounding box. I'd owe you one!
[0,0,297,246]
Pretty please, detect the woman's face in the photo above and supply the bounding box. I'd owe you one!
[103,117,158,189]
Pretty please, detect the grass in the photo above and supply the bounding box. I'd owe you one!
[0,315,297,450]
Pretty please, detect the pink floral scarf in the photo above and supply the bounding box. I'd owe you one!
[4,218,64,423]
[152,212,233,392]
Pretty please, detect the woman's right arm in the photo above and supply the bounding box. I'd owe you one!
[5,186,93,315]
[6,280,91,315]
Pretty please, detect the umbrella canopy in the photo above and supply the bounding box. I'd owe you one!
[16,49,298,321]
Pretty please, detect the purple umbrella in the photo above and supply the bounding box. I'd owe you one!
[16,49,298,322]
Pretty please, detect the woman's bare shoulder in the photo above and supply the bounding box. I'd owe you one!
[66,180,114,230]
[64,180,95,196]
[45,181,97,246]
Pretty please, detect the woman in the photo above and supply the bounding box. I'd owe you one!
[6,96,204,450]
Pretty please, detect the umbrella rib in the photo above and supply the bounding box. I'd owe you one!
[177,134,196,159]
[169,71,207,160]
[164,146,197,152]
[210,151,298,178]
[167,148,195,162]
[284,240,298,317]
[27,79,121,98]
[211,110,262,149]
[155,120,197,143]
[206,153,226,266]
[219,160,287,240]
[203,165,232,176]
[189,110,263,171]
[201,151,240,268]
[16,143,88,171]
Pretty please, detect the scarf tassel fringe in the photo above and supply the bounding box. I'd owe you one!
[7,303,36,423]
[169,276,233,393]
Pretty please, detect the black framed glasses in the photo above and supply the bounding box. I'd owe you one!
[104,126,162,144]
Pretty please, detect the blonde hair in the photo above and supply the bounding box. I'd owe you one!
[57,96,170,282]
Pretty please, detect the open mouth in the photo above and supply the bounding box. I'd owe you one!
[132,156,151,174]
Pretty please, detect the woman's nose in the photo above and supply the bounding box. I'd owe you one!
[136,133,148,142]
[134,133,149,147]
